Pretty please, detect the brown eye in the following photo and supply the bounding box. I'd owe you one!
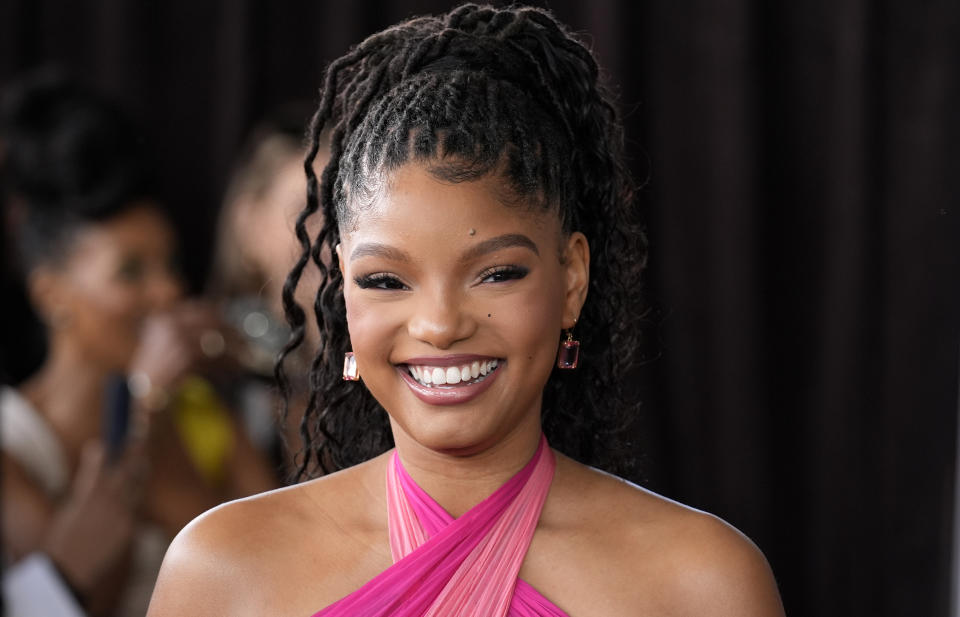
[116,256,145,282]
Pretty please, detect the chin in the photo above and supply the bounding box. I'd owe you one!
[392,400,539,460]
[391,412,502,457]
[376,362,545,457]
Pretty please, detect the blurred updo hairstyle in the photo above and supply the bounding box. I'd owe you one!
[0,71,154,273]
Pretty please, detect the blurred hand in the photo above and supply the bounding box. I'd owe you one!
[43,441,144,600]
[128,300,245,406]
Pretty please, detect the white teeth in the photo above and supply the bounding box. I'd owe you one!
[406,360,501,388]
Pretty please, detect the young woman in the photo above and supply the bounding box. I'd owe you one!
[148,5,786,616]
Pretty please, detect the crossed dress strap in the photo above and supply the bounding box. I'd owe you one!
[312,435,568,617]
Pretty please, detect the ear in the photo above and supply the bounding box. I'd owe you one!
[335,243,346,277]
[27,265,71,328]
[561,232,589,329]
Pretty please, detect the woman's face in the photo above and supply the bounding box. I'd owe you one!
[36,203,183,371]
[338,163,589,456]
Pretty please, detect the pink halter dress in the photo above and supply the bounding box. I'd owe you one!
[312,436,568,617]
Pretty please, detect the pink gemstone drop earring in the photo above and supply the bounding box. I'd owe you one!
[556,328,580,370]
[343,352,360,381]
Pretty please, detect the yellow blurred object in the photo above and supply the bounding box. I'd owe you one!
[172,376,235,486]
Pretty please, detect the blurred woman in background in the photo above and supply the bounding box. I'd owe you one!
[209,107,327,478]
[0,73,276,617]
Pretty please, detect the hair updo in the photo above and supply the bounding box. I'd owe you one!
[0,72,153,271]
[280,3,647,480]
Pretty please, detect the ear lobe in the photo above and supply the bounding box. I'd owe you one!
[27,266,70,327]
[562,232,590,329]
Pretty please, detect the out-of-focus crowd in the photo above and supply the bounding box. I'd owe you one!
[0,71,326,617]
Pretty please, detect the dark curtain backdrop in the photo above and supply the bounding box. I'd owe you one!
[2,2,958,616]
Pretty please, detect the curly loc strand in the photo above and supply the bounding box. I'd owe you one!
[276,39,362,468]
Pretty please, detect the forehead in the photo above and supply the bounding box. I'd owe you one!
[341,163,560,253]
[67,203,174,262]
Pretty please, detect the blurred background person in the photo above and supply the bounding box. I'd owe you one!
[208,105,328,480]
[0,72,277,617]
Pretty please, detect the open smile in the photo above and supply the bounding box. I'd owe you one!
[397,355,503,406]
[406,358,499,387]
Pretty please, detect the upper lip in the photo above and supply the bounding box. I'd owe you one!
[400,354,500,367]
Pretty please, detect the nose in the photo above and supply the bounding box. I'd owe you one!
[406,287,477,350]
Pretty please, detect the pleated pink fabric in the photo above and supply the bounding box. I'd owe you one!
[312,435,568,617]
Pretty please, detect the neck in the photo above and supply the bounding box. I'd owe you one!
[21,337,112,470]
[390,415,544,518]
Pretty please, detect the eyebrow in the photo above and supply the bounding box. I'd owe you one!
[349,243,411,263]
[460,233,540,262]
[348,233,539,264]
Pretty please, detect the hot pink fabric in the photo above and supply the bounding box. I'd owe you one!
[312,436,568,617]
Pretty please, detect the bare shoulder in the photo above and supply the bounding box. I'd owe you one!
[629,497,786,617]
[530,453,785,617]
[147,454,392,617]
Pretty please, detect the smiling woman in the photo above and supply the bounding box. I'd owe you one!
[147,4,785,617]
[338,164,587,455]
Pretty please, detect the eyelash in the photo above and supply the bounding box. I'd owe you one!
[354,273,407,290]
[478,265,529,284]
[353,266,529,290]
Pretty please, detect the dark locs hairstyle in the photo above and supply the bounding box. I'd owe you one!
[278,3,647,481]
[0,71,153,271]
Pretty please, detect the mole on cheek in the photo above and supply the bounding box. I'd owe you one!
[487,313,492,318]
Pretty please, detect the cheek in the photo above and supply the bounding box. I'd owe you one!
[80,279,143,318]
[69,278,146,349]
[343,289,396,358]
[504,285,564,361]
[343,293,410,408]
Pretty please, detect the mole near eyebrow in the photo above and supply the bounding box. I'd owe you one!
[349,242,411,263]
[461,233,540,262]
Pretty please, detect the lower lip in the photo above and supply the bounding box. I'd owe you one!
[398,363,503,406]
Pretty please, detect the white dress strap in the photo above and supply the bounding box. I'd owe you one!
[0,386,69,498]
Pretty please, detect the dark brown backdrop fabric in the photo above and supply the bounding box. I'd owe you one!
[2,2,958,616]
